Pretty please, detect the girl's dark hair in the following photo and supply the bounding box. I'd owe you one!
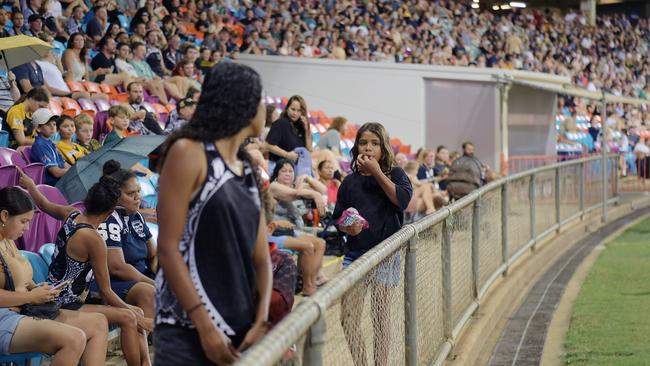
[17,87,50,105]
[66,32,87,61]
[265,104,276,127]
[102,160,136,188]
[317,159,331,171]
[55,115,74,129]
[0,187,35,217]
[84,175,121,215]
[161,62,264,200]
[270,159,295,183]
[350,122,395,175]
[279,95,308,145]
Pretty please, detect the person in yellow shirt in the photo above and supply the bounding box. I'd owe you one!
[56,115,89,165]
[3,86,50,147]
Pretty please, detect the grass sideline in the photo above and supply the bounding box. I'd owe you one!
[564,217,650,365]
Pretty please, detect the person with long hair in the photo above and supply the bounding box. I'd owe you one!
[265,95,313,165]
[3,87,50,147]
[63,32,109,83]
[155,62,272,365]
[0,186,108,366]
[335,122,412,366]
[20,172,152,366]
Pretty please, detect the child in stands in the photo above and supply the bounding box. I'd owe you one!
[103,105,131,145]
[29,108,70,185]
[56,115,89,165]
[334,122,412,366]
[74,114,102,152]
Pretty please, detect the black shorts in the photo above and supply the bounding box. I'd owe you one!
[153,325,214,366]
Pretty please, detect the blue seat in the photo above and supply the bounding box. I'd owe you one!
[0,130,8,148]
[137,176,157,208]
[20,251,49,284]
[38,243,56,267]
[0,352,46,366]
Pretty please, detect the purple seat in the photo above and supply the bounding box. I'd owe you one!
[15,211,42,251]
[77,98,97,112]
[0,165,18,187]
[17,146,32,164]
[70,201,85,212]
[109,100,121,106]
[94,111,109,141]
[94,98,111,112]
[0,147,18,166]
[22,163,45,185]
[141,102,155,113]
[35,185,68,245]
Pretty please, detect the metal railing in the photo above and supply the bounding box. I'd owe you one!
[237,155,619,366]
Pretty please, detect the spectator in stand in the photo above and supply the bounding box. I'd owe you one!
[64,4,84,35]
[56,115,88,165]
[36,44,97,101]
[24,14,44,36]
[12,61,44,95]
[0,185,109,366]
[172,59,201,91]
[8,12,24,36]
[266,95,312,165]
[0,72,20,112]
[404,161,438,217]
[162,34,183,71]
[0,9,11,37]
[63,33,105,83]
[317,116,347,156]
[26,174,152,366]
[434,145,451,190]
[394,153,408,169]
[94,160,156,321]
[104,104,131,145]
[317,159,340,209]
[4,87,50,147]
[86,5,108,42]
[417,148,435,181]
[129,42,187,104]
[90,36,132,88]
[145,30,171,77]
[74,114,102,152]
[164,96,195,133]
[30,108,70,185]
[125,81,165,135]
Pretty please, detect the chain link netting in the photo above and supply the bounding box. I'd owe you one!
[323,247,407,366]
[559,165,581,222]
[478,188,503,290]
[535,169,557,234]
[584,159,604,208]
[507,176,531,254]
[449,205,474,327]
[415,224,444,365]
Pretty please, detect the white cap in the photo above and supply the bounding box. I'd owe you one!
[32,108,56,126]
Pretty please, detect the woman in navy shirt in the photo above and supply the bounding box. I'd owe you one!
[265,94,312,163]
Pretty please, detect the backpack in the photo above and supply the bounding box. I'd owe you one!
[446,156,482,200]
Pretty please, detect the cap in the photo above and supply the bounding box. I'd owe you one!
[28,14,43,23]
[177,97,196,109]
[32,108,56,126]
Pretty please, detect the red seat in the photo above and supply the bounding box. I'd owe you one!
[48,99,63,115]
[99,84,112,94]
[66,81,85,93]
[60,97,81,114]
[83,82,101,94]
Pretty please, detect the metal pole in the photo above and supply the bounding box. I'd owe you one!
[555,167,561,231]
[499,80,512,176]
[501,183,509,274]
[302,311,325,366]
[614,156,619,199]
[530,173,536,247]
[404,235,418,366]
[442,217,453,340]
[601,96,608,222]
[471,198,481,299]
[579,161,585,219]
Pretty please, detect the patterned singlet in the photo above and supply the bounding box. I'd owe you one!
[48,211,95,307]
[155,142,261,346]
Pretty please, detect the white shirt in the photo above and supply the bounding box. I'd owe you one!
[115,58,139,78]
[35,60,70,93]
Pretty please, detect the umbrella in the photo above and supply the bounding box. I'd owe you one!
[56,135,166,203]
[0,35,52,71]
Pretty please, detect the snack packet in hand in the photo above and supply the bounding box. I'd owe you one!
[337,208,369,229]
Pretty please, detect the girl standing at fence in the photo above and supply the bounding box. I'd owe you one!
[154,63,272,365]
[334,122,412,366]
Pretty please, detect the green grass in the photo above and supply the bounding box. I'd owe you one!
[564,217,650,365]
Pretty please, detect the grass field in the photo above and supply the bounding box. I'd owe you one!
[564,217,650,365]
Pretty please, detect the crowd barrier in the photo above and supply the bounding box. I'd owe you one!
[236,155,619,366]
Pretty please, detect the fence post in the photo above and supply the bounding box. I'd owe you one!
[471,197,481,299]
[442,217,453,341]
[555,167,561,232]
[404,234,418,366]
[302,309,326,366]
[529,173,536,248]
[501,183,509,274]
[601,95,608,223]
[579,161,585,220]
[613,156,619,200]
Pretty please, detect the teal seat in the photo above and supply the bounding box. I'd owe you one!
[0,130,8,148]
[38,244,56,267]
[20,251,49,284]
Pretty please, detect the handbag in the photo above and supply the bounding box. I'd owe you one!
[0,250,61,320]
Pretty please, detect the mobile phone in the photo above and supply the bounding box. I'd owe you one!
[51,279,73,291]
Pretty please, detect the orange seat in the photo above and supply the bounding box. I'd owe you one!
[110,94,129,103]
[83,82,101,94]
[99,84,112,94]
[61,109,78,117]
[152,103,168,114]
[48,99,63,115]
[60,97,81,113]
[79,110,96,119]
[66,81,85,93]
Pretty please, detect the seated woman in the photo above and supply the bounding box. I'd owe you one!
[19,172,152,366]
[404,161,444,217]
[269,159,327,295]
[93,161,156,321]
[56,116,89,165]
[317,159,340,211]
[0,186,108,366]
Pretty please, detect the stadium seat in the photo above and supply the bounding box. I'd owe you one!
[48,99,63,115]
[17,146,31,163]
[83,82,102,94]
[34,185,68,245]
[60,97,81,115]
[0,147,17,166]
[0,130,8,148]
[94,98,111,112]
[0,165,18,187]
[70,201,85,212]
[93,111,109,141]
[38,243,55,267]
[0,352,46,366]
[77,98,97,112]
[66,81,86,93]
[137,176,157,208]
[20,250,49,283]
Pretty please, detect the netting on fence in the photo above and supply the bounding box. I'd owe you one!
[535,169,557,235]
[559,164,581,222]
[507,176,532,254]
[478,188,503,291]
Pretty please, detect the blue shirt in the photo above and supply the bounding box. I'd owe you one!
[12,62,44,93]
[98,208,152,275]
[31,135,66,185]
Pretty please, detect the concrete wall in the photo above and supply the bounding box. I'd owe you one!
[508,85,557,157]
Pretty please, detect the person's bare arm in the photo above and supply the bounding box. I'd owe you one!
[12,129,33,146]
[18,170,75,220]
[17,79,33,93]
[7,72,19,101]
[266,143,298,161]
[106,248,155,285]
